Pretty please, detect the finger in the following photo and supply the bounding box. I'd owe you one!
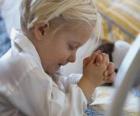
[106,62,115,76]
[93,50,102,55]
[83,57,91,67]
[95,54,103,66]
[102,53,110,65]
[91,50,102,59]
[89,52,100,65]
[92,50,104,65]
[104,72,116,83]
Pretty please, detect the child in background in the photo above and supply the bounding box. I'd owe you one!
[95,40,130,73]
[96,39,140,97]
[94,40,130,86]
[0,0,115,115]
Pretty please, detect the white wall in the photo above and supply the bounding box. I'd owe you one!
[1,0,22,35]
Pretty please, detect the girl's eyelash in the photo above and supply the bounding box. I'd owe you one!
[69,45,74,50]
[69,44,76,50]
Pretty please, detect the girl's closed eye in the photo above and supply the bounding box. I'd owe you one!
[67,41,81,51]
[68,44,78,51]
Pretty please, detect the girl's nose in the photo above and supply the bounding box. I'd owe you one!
[68,52,76,63]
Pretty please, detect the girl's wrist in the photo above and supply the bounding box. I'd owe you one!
[78,76,96,100]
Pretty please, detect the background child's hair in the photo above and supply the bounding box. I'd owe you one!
[95,42,114,62]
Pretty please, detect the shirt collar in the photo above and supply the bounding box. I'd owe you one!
[10,28,44,71]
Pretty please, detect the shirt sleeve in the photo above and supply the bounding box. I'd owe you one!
[8,67,88,116]
[0,94,26,116]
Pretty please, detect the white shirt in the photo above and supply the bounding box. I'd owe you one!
[0,29,87,116]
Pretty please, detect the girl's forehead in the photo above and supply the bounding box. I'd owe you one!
[49,17,95,30]
[56,23,94,37]
[52,24,94,46]
[46,19,95,44]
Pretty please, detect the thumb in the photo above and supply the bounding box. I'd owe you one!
[83,57,91,67]
[89,52,99,65]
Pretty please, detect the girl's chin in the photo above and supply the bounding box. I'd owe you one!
[45,67,61,77]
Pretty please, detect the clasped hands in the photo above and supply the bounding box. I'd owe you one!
[82,50,116,87]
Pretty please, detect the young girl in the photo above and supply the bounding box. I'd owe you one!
[0,0,115,115]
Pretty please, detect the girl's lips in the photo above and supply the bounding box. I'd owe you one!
[56,62,68,70]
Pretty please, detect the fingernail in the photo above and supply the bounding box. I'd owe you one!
[96,63,100,66]
[105,71,108,76]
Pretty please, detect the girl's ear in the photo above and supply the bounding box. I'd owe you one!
[33,23,48,41]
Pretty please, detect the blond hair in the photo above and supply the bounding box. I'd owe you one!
[20,0,102,39]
